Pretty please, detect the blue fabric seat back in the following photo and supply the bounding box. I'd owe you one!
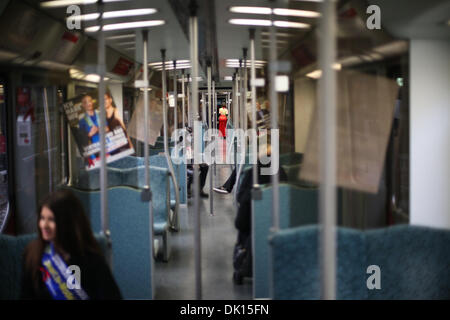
[150,154,186,204]
[76,167,123,190]
[365,225,450,299]
[107,187,153,299]
[67,186,153,299]
[269,225,366,299]
[252,184,319,298]
[0,234,36,299]
[269,225,450,299]
[108,156,144,169]
[279,152,303,166]
[121,166,169,225]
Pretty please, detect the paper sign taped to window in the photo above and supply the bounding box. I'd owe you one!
[127,93,164,147]
[300,70,398,193]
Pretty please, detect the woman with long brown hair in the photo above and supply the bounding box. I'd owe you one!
[21,189,122,300]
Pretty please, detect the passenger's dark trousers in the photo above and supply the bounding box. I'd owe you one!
[188,164,209,191]
[223,168,237,192]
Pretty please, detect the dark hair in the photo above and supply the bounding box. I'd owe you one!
[104,91,116,108]
[24,189,102,289]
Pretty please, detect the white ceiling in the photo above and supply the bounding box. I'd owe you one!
[214,0,320,80]
[29,0,450,84]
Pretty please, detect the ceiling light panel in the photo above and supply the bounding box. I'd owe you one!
[273,8,320,18]
[229,19,272,26]
[86,20,165,32]
[41,0,128,8]
[229,6,272,15]
[273,21,310,29]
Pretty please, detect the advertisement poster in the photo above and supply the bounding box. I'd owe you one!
[62,90,134,170]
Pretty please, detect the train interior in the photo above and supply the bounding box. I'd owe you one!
[0,0,449,300]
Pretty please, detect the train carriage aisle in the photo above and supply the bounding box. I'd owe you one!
[155,164,252,299]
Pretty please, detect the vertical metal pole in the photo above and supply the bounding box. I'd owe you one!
[189,3,202,299]
[142,29,154,298]
[162,50,180,230]
[234,60,246,203]
[234,71,239,130]
[208,65,213,215]
[202,92,206,125]
[201,93,205,122]
[97,2,110,267]
[182,70,187,162]
[250,29,257,188]
[232,73,238,167]
[42,88,53,192]
[243,49,248,131]
[182,70,186,128]
[268,7,281,300]
[319,0,337,300]
[173,61,178,135]
[143,31,150,188]
[269,16,280,232]
[212,80,216,178]
[207,66,212,129]
[187,74,191,127]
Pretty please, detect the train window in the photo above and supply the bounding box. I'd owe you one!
[0,80,9,232]
[12,85,64,234]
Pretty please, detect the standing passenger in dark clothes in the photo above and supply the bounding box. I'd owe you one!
[235,159,288,243]
[21,189,122,300]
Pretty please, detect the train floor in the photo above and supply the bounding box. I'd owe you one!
[154,164,253,299]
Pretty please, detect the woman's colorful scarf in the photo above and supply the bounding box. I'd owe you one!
[40,243,89,300]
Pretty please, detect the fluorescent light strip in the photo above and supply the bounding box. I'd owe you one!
[226,64,265,69]
[229,6,320,18]
[273,8,320,18]
[306,63,342,79]
[226,59,267,64]
[67,8,156,22]
[261,31,295,37]
[229,6,272,15]
[261,39,289,43]
[149,60,190,67]
[86,20,165,32]
[104,8,157,19]
[273,21,310,29]
[41,0,127,8]
[67,13,99,21]
[229,19,310,29]
[155,65,191,71]
[106,34,135,40]
[116,41,136,46]
[229,19,272,27]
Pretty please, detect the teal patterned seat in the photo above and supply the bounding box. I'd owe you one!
[269,225,450,299]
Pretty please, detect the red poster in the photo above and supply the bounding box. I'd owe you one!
[112,57,134,76]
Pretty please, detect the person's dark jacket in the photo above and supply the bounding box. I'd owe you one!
[235,163,287,241]
[21,249,122,300]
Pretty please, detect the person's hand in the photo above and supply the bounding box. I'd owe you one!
[89,125,98,137]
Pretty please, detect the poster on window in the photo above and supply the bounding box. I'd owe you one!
[62,90,134,170]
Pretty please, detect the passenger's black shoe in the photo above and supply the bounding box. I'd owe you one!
[213,186,229,194]
[200,191,209,198]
